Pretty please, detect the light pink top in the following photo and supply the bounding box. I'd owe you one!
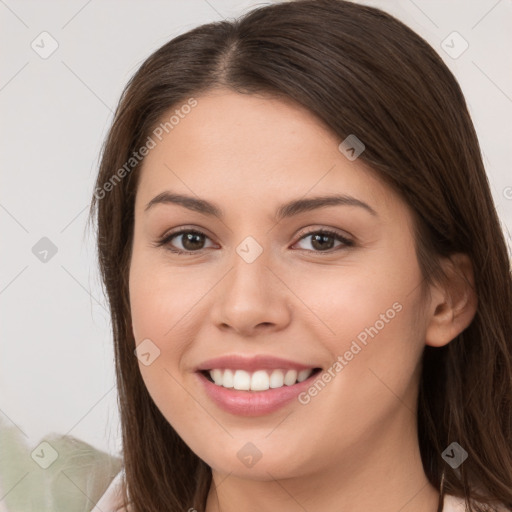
[94,471,509,512]
[91,470,128,511]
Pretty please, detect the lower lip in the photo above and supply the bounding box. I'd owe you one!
[196,370,319,416]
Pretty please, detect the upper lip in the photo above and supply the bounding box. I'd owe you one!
[195,354,321,373]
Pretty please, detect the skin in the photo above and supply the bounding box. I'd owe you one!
[128,89,477,512]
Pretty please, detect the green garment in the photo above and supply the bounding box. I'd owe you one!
[0,416,122,512]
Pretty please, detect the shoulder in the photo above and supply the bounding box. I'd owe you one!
[443,494,467,512]
[444,493,511,512]
[92,469,131,512]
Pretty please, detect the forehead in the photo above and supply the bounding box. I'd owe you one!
[135,89,406,224]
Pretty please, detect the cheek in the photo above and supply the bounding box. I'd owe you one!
[285,271,424,456]
[129,273,170,343]
[289,260,414,346]
[287,252,425,404]
[128,260,196,426]
[128,253,208,398]
[128,250,200,343]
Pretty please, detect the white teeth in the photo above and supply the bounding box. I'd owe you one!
[251,370,270,391]
[211,369,223,386]
[297,369,312,382]
[222,369,234,388]
[207,368,315,391]
[284,369,297,386]
[233,370,251,390]
[269,370,284,388]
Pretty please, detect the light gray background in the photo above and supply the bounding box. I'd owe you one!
[1,0,511,458]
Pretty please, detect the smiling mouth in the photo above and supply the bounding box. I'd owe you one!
[200,367,322,392]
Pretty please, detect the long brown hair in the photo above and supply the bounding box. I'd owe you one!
[88,1,512,510]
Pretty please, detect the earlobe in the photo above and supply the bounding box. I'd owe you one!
[424,253,478,348]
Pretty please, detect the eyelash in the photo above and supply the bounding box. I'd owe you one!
[153,227,354,255]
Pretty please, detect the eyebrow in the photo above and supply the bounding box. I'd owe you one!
[144,191,378,220]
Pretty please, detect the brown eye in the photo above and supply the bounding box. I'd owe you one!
[154,228,354,255]
[294,229,354,253]
[156,229,214,254]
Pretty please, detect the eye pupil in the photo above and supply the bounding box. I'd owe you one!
[311,233,335,251]
[182,232,204,251]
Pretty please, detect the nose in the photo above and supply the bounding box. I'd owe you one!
[210,247,292,337]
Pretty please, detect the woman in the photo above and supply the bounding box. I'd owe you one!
[88,0,512,511]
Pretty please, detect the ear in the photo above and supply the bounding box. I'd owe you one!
[424,253,478,348]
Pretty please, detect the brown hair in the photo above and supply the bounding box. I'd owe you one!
[88,1,512,510]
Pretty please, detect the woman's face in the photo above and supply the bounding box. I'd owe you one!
[129,89,431,481]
